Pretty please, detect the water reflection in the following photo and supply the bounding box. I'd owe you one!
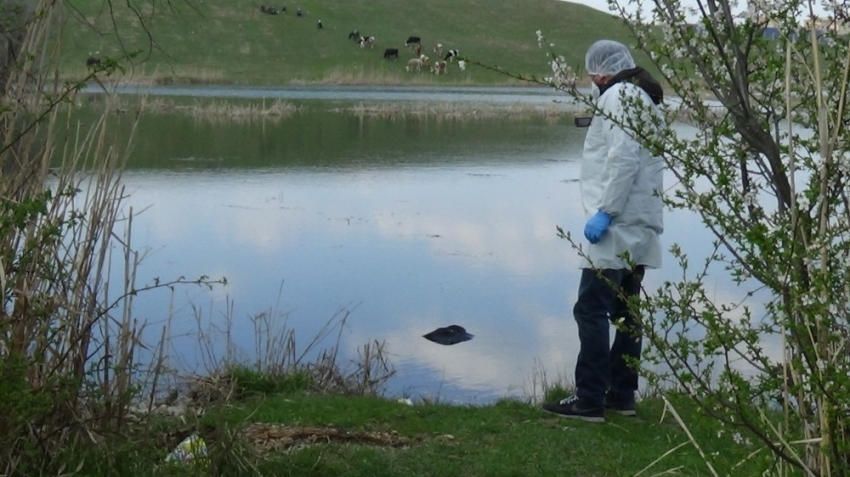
[89,102,776,404]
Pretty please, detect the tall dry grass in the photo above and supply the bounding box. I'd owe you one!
[181,98,299,122]
[1,1,400,474]
[78,95,580,123]
[59,64,231,86]
[776,16,850,476]
[348,101,577,122]
[180,295,396,400]
[0,1,228,475]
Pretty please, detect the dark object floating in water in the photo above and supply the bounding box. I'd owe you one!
[423,325,474,345]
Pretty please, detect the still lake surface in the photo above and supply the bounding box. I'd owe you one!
[80,85,768,404]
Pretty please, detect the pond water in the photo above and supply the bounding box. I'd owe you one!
[77,86,772,404]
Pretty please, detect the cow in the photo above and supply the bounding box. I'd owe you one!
[358,36,375,49]
[383,48,399,60]
[406,58,425,72]
[405,36,421,46]
[317,19,323,29]
[348,30,360,40]
[86,55,101,68]
[444,49,459,62]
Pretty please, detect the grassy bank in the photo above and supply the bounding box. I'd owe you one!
[58,0,641,86]
[71,372,772,477]
[211,393,769,476]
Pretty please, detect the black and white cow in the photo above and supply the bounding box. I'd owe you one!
[358,36,375,49]
[348,30,360,41]
[444,49,459,62]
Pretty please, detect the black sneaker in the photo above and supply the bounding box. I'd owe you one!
[605,392,636,416]
[542,395,605,423]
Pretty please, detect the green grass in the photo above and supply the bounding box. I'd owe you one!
[226,366,315,398]
[183,391,774,477]
[58,0,644,85]
[52,366,777,477]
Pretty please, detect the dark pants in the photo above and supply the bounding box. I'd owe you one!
[574,266,645,406]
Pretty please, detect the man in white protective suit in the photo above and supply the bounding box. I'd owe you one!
[543,39,665,423]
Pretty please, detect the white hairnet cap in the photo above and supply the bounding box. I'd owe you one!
[585,40,636,76]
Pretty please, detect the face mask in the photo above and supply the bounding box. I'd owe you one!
[591,82,600,100]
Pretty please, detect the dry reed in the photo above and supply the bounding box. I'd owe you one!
[180,98,299,123]
[77,95,583,123]
[347,101,579,122]
[0,1,230,474]
[60,65,231,87]
[178,294,396,399]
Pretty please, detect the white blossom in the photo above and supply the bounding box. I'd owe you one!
[545,55,576,90]
[796,193,810,210]
[732,432,752,446]
[743,187,758,207]
[837,153,850,175]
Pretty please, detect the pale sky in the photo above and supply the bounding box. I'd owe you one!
[560,0,830,23]
[560,0,740,23]
[562,0,620,15]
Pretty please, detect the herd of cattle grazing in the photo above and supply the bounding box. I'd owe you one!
[259,5,304,16]
[254,10,467,76]
[348,31,466,75]
[84,11,469,78]
[259,5,326,28]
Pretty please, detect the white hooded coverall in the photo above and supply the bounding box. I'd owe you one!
[580,82,664,270]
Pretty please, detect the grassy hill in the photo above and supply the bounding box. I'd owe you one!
[58,0,643,85]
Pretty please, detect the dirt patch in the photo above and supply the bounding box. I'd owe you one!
[242,423,422,453]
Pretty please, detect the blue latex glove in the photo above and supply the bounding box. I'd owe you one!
[584,210,612,244]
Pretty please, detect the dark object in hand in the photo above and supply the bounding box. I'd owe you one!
[574,117,592,128]
[423,325,474,345]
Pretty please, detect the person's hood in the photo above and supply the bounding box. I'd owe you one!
[598,66,664,105]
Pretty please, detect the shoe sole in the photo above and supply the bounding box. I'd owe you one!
[543,408,605,423]
[605,404,637,416]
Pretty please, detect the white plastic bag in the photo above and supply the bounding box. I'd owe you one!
[165,434,208,464]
